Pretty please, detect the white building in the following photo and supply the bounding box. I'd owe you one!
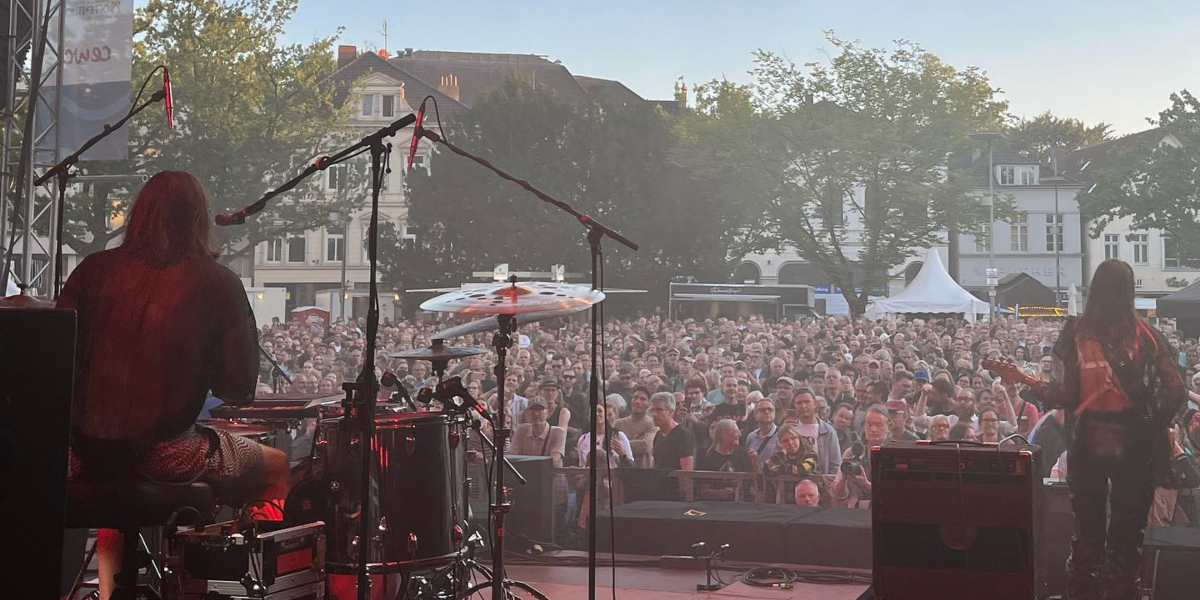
[953,147,1085,300]
[1058,130,1200,299]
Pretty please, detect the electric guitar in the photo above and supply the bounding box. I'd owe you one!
[980,357,1043,388]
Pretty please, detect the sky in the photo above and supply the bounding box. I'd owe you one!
[276,0,1200,135]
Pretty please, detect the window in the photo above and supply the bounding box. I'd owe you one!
[999,165,1015,185]
[382,94,395,118]
[1130,233,1148,265]
[1163,235,1199,269]
[1019,166,1039,185]
[1104,234,1120,260]
[326,233,345,263]
[998,165,1037,185]
[1045,214,1063,252]
[360,94,374,117]
[286,237,306,263]
[264,238,283,263]
[1010,213,1027,252]
[975,224,990,252]
[326,164,348,192]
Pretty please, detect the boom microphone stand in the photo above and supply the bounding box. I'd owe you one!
[216,111,417,600]
[413,118,637,600]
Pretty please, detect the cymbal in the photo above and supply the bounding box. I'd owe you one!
[431,306,587,341]
[420,281,604,316]
[385,342,488,361]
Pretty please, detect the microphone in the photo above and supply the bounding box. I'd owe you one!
[162,66,174,130]
[407,98,427,171]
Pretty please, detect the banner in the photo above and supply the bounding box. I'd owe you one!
[39,0,134,161]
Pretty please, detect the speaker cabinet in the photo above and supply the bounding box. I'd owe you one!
[871,441,1044,600]
[0,308,76,597]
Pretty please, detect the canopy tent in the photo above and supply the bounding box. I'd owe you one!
[1157,280,1200,339]
[1156,279,1200,318]
[865,248,989,322]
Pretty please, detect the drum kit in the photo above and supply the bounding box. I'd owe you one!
[201,279,603,599]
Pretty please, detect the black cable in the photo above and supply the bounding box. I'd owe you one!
[741,566,797,588]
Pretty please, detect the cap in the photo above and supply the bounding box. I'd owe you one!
[527,397,548,410]
[913,369,930,382]
[885,399,908,412]
[775,376,796,388]
[540,377,560,389]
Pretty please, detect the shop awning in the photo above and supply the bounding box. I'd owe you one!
[673,293,780,303]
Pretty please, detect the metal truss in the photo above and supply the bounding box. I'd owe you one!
[0,0,62,297]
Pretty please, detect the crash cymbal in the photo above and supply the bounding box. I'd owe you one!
[385,342,488,361]
[420,281,604,316]
[431,305,588,341]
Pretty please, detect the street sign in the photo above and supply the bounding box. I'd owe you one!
[986,268,999,278]
[986,277,999,286]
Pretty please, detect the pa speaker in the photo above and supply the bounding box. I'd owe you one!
[0,307,76,597]
[871,441,1044,600]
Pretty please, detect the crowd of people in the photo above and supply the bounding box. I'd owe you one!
[252,311,1200,521]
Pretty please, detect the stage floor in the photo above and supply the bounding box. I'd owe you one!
[504,553,870,600]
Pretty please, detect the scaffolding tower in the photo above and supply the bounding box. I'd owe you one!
[0,0,63,298]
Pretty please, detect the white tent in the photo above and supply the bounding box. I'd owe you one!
[865,248,989,322]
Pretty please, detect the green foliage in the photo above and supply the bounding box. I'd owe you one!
[1006,111,1112,165]
[64,0,353,262]
[673,32,1004,314]
[378,78,748,301]
[1078,90,1200,259]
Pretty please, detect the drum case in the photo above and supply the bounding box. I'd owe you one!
[175,519,325,598]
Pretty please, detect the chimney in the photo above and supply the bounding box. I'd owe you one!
[337,45,357,68]
[439,75,460,102]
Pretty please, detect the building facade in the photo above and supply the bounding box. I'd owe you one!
[953,147,1085,300]
[1059,130,1200,299]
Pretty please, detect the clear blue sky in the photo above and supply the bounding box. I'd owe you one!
[280,1,1197,134]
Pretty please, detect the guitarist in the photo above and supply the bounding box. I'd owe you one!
[988,259,1186,600]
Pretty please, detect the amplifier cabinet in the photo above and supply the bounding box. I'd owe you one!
[871,441,1044,600]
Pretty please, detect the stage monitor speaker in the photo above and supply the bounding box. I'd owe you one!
[468,454,553,544]
[870,441,1044,600]
[0,308,76,598]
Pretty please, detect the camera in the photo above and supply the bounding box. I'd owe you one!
[840,457,863,476]
[840,441,865,476]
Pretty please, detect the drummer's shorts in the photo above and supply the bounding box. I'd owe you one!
[69,424,266,500]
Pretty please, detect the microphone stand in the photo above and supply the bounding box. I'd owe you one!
[259,342,292,393]
[215,112,416,600]
[34,89,167,297]
[414,126,637,600]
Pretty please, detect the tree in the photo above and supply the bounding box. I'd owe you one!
[1006,111,1112,165]
[379,77,750,303]
[63,0,354,265]
[673,33,1005,315]
[1077,90,1200,261]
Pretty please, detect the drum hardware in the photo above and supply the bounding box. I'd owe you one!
[258,340,292,393]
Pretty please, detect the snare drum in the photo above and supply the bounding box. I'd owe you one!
[302,412,468,573]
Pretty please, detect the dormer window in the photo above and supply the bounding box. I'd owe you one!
[998,165,1038,186]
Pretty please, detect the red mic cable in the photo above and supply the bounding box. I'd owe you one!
[407,98,426,171]
[162,66,174,130]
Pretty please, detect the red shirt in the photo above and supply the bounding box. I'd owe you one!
[57,248,257,445]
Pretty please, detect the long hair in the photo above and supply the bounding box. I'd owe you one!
[1082,258,1139,346]
[121,171,218,266]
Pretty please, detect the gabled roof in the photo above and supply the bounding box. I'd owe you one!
[958,145,1083,189]
[1058,128,1180,185]
[329,51,467,118]
[574,75,644,107]
[389,50,590,107]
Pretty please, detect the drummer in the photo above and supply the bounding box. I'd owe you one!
[57,172,291,600]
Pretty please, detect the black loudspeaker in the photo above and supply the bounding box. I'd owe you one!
[871,441,1044,600]
[598,501,801,562]
[1143,527,1200,600]
[0,308,76,598]
[468,454,553,543]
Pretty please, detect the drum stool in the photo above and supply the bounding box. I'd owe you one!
[65,481,215,600]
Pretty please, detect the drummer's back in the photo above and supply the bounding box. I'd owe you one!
[58,248,255,443]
